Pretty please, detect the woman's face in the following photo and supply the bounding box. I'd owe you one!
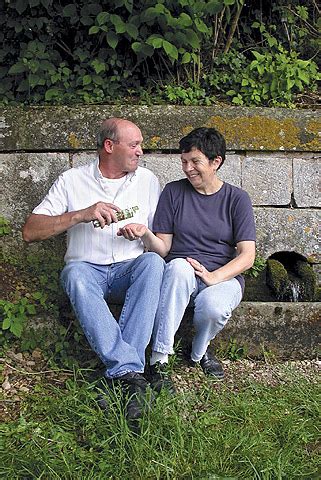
[181,148,221,194]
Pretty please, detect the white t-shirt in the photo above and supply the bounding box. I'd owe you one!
[33,158,161,264]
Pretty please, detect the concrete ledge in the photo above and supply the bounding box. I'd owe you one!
[1,105,320,152]
[107,301,320,360]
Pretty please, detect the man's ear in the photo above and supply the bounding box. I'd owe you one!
[103,138,113,153]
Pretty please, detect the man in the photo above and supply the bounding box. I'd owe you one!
[22,118,165,425]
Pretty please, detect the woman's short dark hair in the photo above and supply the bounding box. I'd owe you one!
[179,127,226,169]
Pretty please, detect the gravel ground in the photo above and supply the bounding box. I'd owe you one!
[1,348,320,422]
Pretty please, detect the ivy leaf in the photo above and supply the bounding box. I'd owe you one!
[89,26,100,34]
[162,41,178,61]
[8,63,27,74]
[97,11,109,25]
[132,42,154,57]
[11,320,23,338]
[126,23,138,40]
[298,70,309,84]
[2,317,10,330]
[15,0,28,15]
[185,29,200,50]
[107,31,119,49]
[110,14,126,34]
[194,18,210,35]
[63,4,77,18]
[181,52,191,64]
[146,35,163,49]
[82,75,92,86]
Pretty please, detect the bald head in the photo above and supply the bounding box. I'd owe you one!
[96,117,140,150]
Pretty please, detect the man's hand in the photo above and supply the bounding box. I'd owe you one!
[117,223,147,241]
[86,202,121,228]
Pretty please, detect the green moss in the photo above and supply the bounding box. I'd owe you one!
[294,260,317,301]
[205,116,301,150]
[266,259,290,301]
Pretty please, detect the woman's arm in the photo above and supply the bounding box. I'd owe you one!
[117,223,172,258]
[187,240,256,286]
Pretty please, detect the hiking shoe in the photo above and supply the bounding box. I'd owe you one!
[117,372,152,424]
[149,362,176,394]
[199,350,224,379]
[97,372,152,431]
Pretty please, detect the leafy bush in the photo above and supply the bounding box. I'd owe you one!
[0,0,319,107]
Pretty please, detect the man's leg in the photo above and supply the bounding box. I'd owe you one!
[60,261,147,378]
[107,252,165,373]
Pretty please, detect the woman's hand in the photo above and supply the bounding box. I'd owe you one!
[117,223,147,241]
[186,257,217,286]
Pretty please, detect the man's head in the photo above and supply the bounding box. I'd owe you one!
[179,127,226,170]
[97,118,143,177]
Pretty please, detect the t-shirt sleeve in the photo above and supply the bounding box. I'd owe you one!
[232,190,256,243]
[32,173,68,216]
[152,183,176,233]
[147,173,161,229]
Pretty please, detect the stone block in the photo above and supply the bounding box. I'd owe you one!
[140,154,183,189]
[243,156,292,205]
[218,154,242,187]
[254,207,320,262]
[71,151,96,168]
[0,152,69,226]
[293,156,321,207]
[176,302,320,359]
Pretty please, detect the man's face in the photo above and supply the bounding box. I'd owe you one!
[110,124,143,174]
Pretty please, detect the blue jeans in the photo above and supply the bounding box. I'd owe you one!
[152,258,242,361]
[60,253,164,378]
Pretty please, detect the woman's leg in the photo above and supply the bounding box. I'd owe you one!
[191,278,242,361]
[152,258,197,355]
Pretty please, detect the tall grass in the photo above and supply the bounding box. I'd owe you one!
[1,367,320,479]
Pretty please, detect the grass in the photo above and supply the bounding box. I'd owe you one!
[1,364,320,479]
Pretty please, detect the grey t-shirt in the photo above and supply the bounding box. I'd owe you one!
[152,179,256,291]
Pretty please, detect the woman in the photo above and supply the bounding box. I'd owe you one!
[118,127,256,390]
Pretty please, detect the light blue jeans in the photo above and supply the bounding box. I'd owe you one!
[60,253,164,378]
[152,258,242,361]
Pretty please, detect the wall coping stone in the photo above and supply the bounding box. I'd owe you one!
[1,105,320,152]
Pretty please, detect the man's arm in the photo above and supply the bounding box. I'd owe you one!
[22,202,121,243]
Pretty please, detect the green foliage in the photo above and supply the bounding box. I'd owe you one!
[226,45,319,107]
[0,217,11,236]
[2,369,320,478]
[0,292,47,338]
[217,338,248,360]
[244,255,266,278]
[1,0,319,107]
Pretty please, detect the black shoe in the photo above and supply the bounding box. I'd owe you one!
[149,362,175,394]
[199,350,224,379]
[97,372,152,430]
[117,372,152,424]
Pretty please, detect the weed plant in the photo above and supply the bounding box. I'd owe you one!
[1,366,319,479]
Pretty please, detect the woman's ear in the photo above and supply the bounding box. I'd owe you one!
[214,156,223,170]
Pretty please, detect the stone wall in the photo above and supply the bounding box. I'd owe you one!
[1,105,320,268]
[0,105,320,358]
